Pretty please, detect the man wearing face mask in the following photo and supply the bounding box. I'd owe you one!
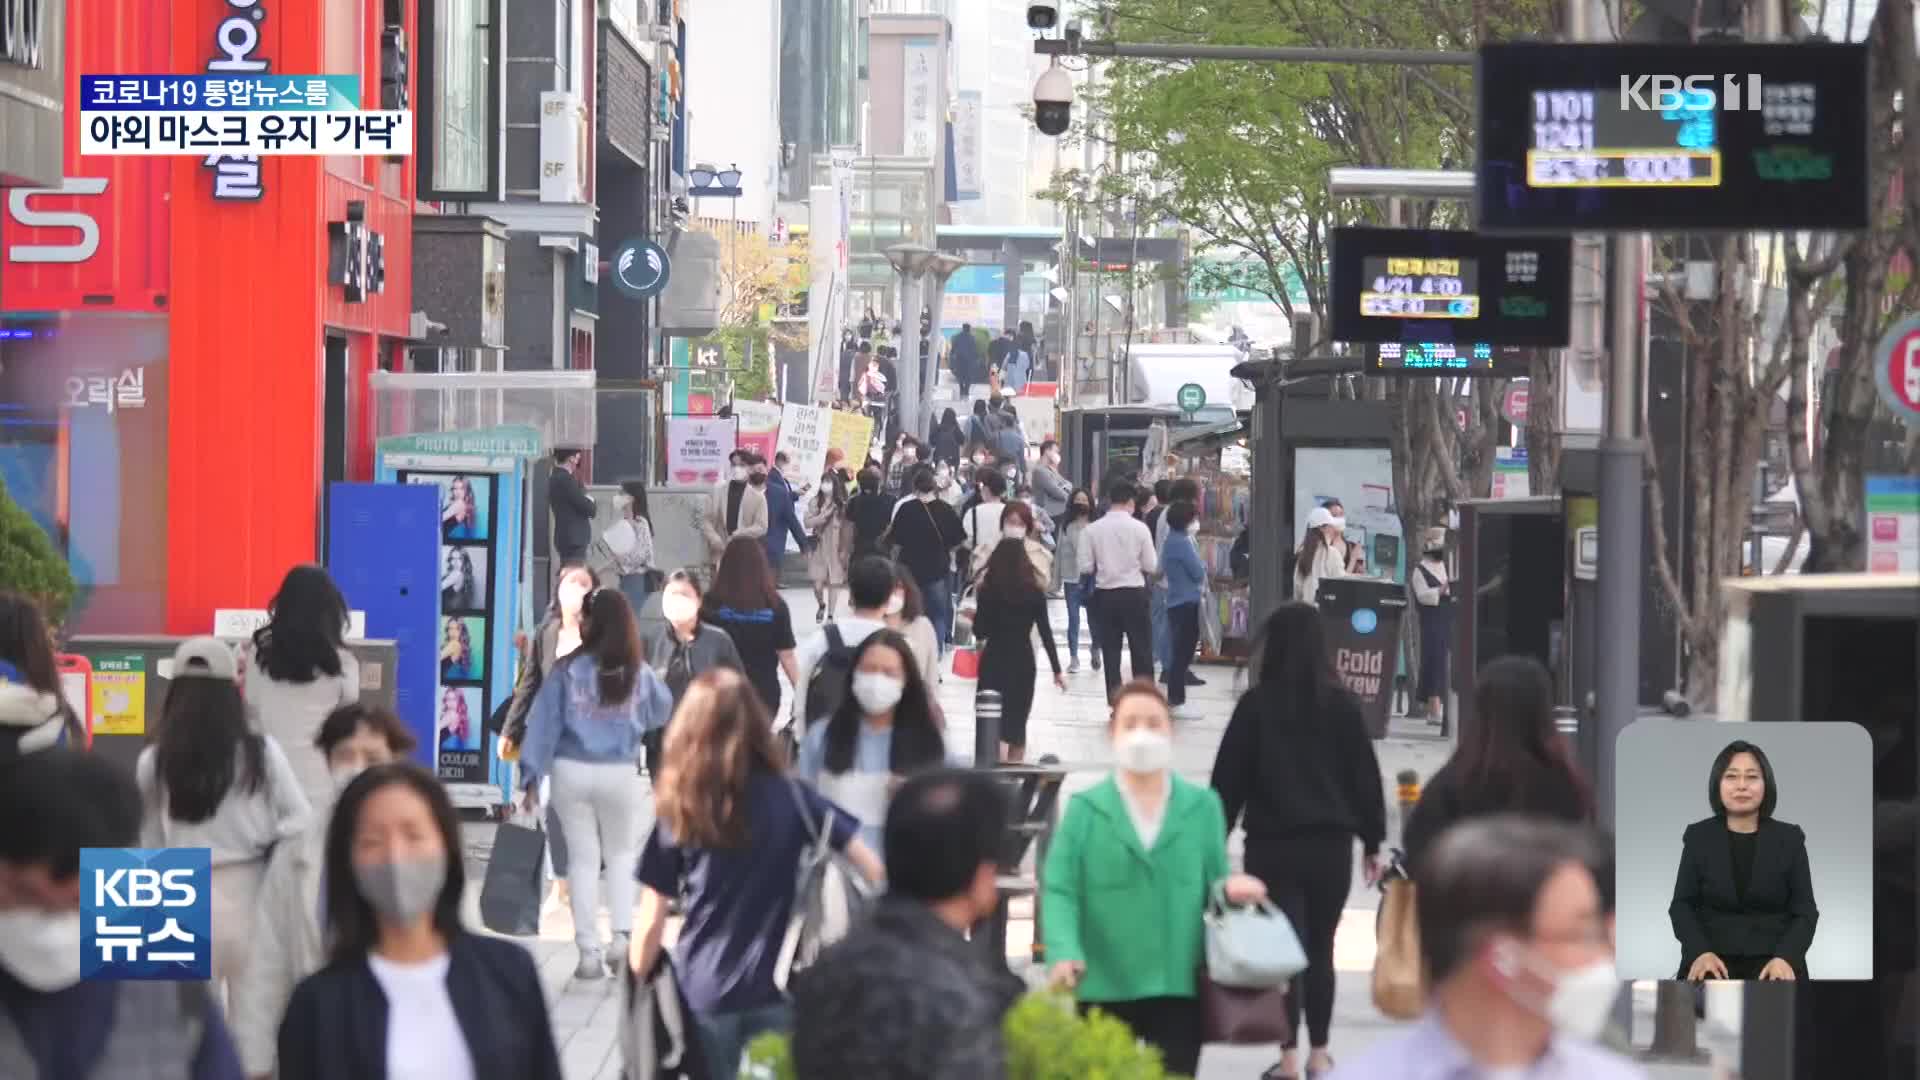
[791,770,1027,1078]
[884,467,966,651]
[702,450,770,564]
[1328,816,1644,1080]
[1030,440,1071,529]
[0,749,247,1078]
[548,448,597,581]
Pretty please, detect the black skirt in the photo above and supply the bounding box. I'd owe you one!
[1417,602,1452,700]
[978,644,1037,746]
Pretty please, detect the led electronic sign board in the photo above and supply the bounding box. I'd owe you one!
[1476,42,1870,233]
[1367,342,1535,378]
[1330,228,1571,348]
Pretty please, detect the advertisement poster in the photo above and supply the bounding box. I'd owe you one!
[1865,474,1920,574]
[733,400,784,464]
[666,417,736,486]
[1315,578,1409,738]
[776,403,832,480]
[826,410,876,470]
[1294,447,1404,583]
[1492,446,1530,499]
[91,654,145,737]
[400,470,502,787]
[901,38,939,162]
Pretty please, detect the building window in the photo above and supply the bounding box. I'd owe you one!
[430,0,492,192]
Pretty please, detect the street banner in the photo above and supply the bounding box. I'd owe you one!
[734,400,783,464]
[1492,446,1530,499]
[1315,577,1410,739]
[776,403,832,480]
[826,410,876,472]
[665,417,736,487]
[1865,474,1920,574]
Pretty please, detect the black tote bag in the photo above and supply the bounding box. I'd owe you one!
[479,816,547,936]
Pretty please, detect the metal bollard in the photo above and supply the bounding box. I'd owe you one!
[1395,769,1420,834]
[974,689,1003,767]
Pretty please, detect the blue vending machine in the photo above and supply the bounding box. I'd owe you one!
[370,426,536,809]
[326,482,441,770]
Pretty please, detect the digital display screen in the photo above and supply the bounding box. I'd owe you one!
[1477,43,1870,233]
[1359,256,1481,319]
[1330,227,1571,347]
[1368,342,1534,378]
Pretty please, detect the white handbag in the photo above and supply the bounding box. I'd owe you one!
[1205,881,1308,989]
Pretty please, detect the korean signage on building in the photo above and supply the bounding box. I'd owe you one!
[953,90,982,200]
[901,38,938,162]
[202,0,269,200]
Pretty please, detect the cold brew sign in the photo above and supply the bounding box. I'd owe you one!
[1315,577,1409,738]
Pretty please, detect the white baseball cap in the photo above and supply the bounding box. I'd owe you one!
[1305,506,1337,531]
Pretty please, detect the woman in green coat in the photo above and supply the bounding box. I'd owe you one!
[1042,680,1268,1075]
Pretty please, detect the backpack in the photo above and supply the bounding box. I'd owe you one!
[801,625,856,727]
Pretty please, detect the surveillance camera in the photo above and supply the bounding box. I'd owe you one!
[426,318,450,336]
[1033,65,1073,136]
[1027,2,1058,30]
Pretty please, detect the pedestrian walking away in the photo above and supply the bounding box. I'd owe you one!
[277,763,564,1080]
[791,556,895,730]
[503,565,597,896]
[846,467,896,561]
[0,748,248,1078]
[702,537,800,718]
[1042,682,1269,1076]
[1084,481,1158,696]
[240,564,362,812]
[1056,489,1097,673]
[931,407,967,467]
[796,630,950,856]
[517,589,673,978]
[960,469,1009,582]
[1325,817,1642,1079]
[1159,502,1208,716]
[790,769,1027,1078]
[0,592,87,759]
[230,703,418,1077]
[548,448,597,575]
[137,636,311,1012]
[631,670,884,1078]
[972,534,1064,762]
[1211,604,1388,1080]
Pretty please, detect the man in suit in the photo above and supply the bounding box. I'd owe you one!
[764,451,810,577]
[949,323,981,397]
[548,447,596,580]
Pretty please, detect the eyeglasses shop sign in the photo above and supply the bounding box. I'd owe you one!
[2,0,45,68]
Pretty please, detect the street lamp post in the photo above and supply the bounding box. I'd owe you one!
[883,242,939,440]
[923,252,967,407]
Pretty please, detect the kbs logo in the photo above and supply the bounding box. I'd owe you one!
[79,848,212,981]
[1619,74,1763,112]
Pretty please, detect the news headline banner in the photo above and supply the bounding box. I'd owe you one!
[79,74,411,157]
[81,75,360,110]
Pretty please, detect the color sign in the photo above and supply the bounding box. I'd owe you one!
[666,417,735,487]
[609,237,671,300]
[1865,474,1919,575]
[775,403,832,480]
[90,654,146,736]
[1177,383,1207,413]
[825,410,876,473]
[1314,577,1409,738]
[733,399,784,464]
[1872,315,1920,422]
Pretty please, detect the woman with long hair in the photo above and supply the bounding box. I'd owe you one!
[502,565,595,908]
[796,631,946,854]
[1293,506,1347,608]
[243,564,361,810]
[632,669,884,1077]
[278,763,563,1079]
[1402,655,1592,873]
[973,534,1064,763]
[805,467,853,622]
[931,407,966,467]
[611,480,657,613]
[1056,488,1097,675]
[138,637,311,1008]
[703,536,800,716]
[441,475,482,540]
[0,592,84,758]
[439,619,475,680]
[440,547,479,611]
[437,688,474,752]
[1210,603,1387,1080]
[885,564,941,689]
[230,704,417,1076]
[639,570,744,775]
[519,589,672,978]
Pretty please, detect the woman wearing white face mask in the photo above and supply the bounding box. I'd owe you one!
[639,571,745,775]
[884,565,942,692]
[231,704,417,1078]
[609,480,657,613]
[278,763,564,1080]
[1041,682,1267,1076]
[503,566,597,907]
[796,631,948,856]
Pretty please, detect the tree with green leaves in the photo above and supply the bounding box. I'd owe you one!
[0,477,76,626]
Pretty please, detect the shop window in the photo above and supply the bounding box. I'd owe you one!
[424,0,496,196]
[570,326,594,371]
[0,314,170,635]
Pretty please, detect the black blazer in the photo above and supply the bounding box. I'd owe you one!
[1669,816,1819,979]
[277,931,563,1080]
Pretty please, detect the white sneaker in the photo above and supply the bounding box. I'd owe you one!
[1067,659,1081,674]
[1171,705,1205,721]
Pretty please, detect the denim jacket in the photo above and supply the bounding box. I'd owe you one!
[518,656,672,788]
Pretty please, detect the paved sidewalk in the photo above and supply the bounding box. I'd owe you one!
[456,586,1720,1078]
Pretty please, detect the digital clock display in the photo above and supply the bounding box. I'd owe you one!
[1477,42,1869,233]
[1330,227,1571,348]
[1359,257,1481,318]
[1369,342,1534,378]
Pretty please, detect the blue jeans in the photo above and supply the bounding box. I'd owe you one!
[1150,585,1170,674]
[918,570,953,652]
[695,1002,791,1078]
[618,572,652,615]
[1064,580,1090,662]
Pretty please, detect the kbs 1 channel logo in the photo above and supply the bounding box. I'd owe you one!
[79,848,213,981]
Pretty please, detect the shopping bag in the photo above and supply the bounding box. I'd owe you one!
[773,778,875,992]
[1199,969,1291,1045]
[1371,878,1425,1019]
[950,646,981,679]
[479,815,547,937]
[621,950,712,1080]
[1205,882,1308,989]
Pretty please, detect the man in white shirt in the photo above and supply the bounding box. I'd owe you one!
[1084,481,1158,697]
[962,470,1009,580]
[792,556,896,727]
